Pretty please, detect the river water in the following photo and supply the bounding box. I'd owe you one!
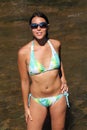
[0,0,87,130]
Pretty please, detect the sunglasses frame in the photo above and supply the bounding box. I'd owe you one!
[30,22,48,29]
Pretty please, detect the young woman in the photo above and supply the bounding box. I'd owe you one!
[18,11,69,130]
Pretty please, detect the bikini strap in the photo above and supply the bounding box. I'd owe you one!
[64,92,70,107]
[30,41,34,59]
[31,41,34,51]
[48,40,57,55]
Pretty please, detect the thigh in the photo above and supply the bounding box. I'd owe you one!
[27,97,47,130]
[49,96,67,130]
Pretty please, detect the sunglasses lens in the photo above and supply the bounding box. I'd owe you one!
[31,22,48,29]
[31,23,38,29]
[40,22,48,28]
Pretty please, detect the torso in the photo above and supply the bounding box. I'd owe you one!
[25,39,62,97]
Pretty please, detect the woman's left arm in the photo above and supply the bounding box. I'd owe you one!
[59,42,68,93]
[60,62,68,93]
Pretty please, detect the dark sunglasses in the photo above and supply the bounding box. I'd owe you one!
[31,22,48,29]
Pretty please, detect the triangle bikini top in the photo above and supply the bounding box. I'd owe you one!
[28,40,60,76]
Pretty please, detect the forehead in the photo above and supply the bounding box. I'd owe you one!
[31,16,46,23]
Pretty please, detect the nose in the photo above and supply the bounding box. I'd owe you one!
[37,25,41,30]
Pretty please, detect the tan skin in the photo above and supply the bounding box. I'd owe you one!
[18,16,68,130]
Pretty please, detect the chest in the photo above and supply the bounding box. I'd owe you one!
[34,46,52,66]
[29,42,60,76]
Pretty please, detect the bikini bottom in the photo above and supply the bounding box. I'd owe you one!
[28,91,70,107]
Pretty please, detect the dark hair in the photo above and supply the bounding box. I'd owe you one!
[29,11,49,39]
[29,11,49,25]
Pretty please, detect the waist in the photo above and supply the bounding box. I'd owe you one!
[30,72,62,97]
[30,83,62,98]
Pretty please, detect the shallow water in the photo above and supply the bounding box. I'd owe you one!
[0,0,87,130]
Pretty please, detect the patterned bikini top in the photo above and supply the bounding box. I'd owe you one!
[28,40,60,76]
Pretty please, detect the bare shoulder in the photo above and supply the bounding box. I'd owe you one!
[50,39,61,48]
[18,41,32,58]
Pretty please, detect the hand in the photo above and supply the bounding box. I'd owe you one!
[61,83,68,93]
[25,107,32,123]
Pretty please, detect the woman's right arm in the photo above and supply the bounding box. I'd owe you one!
[18,48,32,122]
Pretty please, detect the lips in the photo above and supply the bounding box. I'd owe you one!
[36,32,42,36]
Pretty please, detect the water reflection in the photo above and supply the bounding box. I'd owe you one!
[0,0,87,130]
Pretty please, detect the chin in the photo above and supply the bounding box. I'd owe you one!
[34,36,45,40]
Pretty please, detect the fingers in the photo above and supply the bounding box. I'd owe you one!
[25,114,32,124]
[25,108,33,123]
[61,83,68,93]
[25,113,28,123]
[28,113,33,121]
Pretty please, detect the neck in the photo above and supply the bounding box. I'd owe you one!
[34,37,48,46]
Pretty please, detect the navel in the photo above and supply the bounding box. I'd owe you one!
[45,86,49,89]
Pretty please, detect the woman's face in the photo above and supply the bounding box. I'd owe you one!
[30,16,48,40]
